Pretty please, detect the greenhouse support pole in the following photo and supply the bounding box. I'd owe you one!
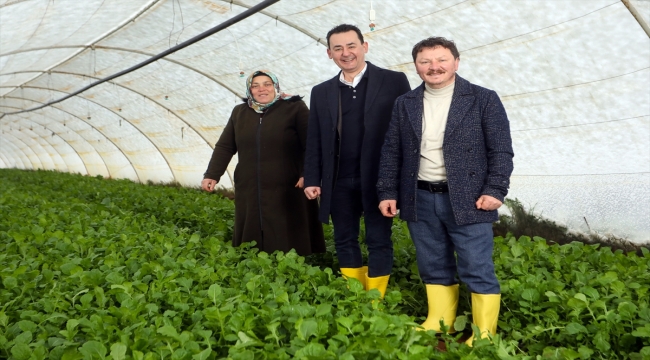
[5,0,280,115]
[621,0,650,37]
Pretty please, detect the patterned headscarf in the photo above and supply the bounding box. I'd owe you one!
[245,70,294,113]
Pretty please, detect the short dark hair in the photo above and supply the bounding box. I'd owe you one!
[412,37,460,61]
[326,24,364,48]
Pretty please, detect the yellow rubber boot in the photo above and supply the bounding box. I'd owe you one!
[419,284,459,333]
[466,293,501,346]
[365,273,390,298]
[340,266,368,290]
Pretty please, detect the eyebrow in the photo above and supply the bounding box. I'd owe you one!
[333,42,357,48]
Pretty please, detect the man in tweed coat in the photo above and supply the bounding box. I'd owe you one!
[377,37,513,345]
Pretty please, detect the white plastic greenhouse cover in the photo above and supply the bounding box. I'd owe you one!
[1,0,648,243]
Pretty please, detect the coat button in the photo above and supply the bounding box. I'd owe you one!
[410,196,414,200]
[468,148,473,153]
[410,172,414,177]
[378,181,383,185]
[413,149,417,153]
[470,171,476,176]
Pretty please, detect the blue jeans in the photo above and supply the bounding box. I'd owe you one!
[330,177,393,277]
[407,190,499,294]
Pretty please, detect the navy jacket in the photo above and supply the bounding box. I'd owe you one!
[304,62,411,223]
[377,75,514,225]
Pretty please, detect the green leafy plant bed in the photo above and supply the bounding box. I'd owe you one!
[1,169,648,359]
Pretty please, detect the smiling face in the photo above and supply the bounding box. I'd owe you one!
[415,46,460,89]
[327,30,368,78]
[250,75,276,104]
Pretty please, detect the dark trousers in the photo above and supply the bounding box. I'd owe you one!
[330,177,393,277]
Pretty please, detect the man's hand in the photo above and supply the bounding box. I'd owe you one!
[295,177,304,188]
[379,200,398,217]
[304,186,321,200]
[475,195,502,211]
[201,178,218,192]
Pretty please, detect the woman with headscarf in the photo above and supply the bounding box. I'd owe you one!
[201,70,325,256]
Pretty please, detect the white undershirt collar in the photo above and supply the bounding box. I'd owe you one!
[339,62,368,88]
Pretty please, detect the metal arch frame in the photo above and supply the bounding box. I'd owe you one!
[8,112,91,175]
[0,0,163,94]
[1,68,223,150]
[0,135,28,169]
[219,0,327,46]
[2,117,71,171]
[0,135,29,169]
[0,150,16,168]
[2,83,183,170]
[1,129,47,169]
[1,79,198,184]
[2,0,280,116]
[0,45,244,100]
[0,97,140,181]
[621,0,650,37]
[0,103,108,176]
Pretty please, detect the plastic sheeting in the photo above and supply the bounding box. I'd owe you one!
[1,0,649,242]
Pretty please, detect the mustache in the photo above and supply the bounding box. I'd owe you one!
[426,70,445,75]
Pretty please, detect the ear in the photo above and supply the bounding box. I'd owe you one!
[327,48,332,59]
[454,57,460,71]
[363,42,369,53]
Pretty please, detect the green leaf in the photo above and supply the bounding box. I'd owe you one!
[573,293,588,303]
[14,331,32,345]
[11,343,32,360]
[237,331,256,344]
[110,343,127,360]
[521,288,540,302]
[565,322,587,335]
[454,315,468,331]
[336,316,353,330]
[632,324,650,338]
[192,348,211,360]
[60,263,83,275]
[315,303,331,317]
[207,284,222,305]
[582,287,599,300]
[79,341,107,359]
[2,276,17,289]
[297,318,318,340]
[158,325,180,340]
[618,302,638,320]
[17,320,37,333]
[294,343,327,357]
[510,243,524,258]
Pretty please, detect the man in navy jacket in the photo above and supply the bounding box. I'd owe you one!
[377,37,513,344]
[304,24,410,297]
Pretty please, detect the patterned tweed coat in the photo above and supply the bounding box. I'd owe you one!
[377,75,514,225]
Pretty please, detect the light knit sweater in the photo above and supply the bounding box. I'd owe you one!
[419,81,455,182]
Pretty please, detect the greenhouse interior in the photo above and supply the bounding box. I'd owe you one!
[1,0,649,358]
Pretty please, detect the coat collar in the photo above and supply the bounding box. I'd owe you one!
[326,62,384,127]
[403,74,474,140]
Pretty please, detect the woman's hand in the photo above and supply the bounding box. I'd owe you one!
[295,177,304,188]
[202,178,218,192]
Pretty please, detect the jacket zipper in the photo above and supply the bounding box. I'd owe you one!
[256,113,264,244]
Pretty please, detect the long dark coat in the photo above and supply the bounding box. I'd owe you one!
[377,75,514,225]
[204,98,325,256]
[303,62,411,223]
